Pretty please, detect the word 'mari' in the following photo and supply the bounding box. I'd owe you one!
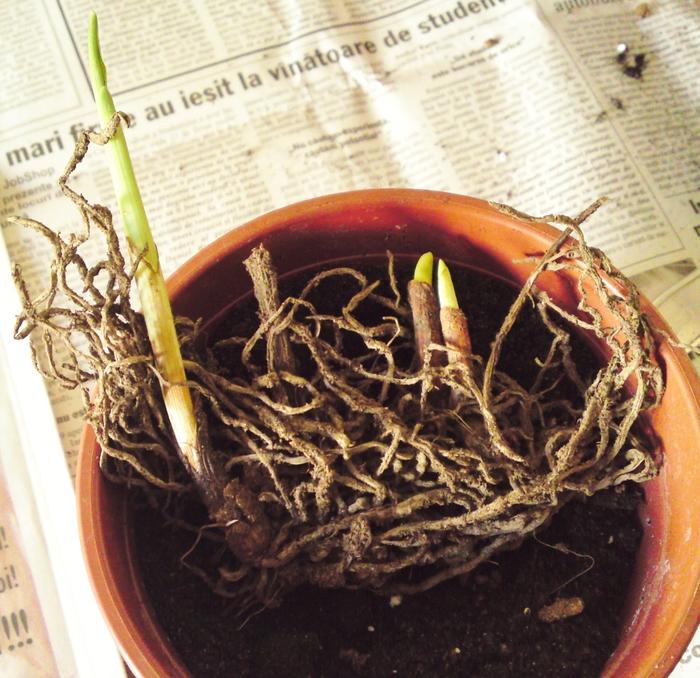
[5,131,63,167]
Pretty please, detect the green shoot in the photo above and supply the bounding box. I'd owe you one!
[437,260,472,362]
[437,260,459,310]
[87,13,200,474]
[414,252,434,284]
[408,252,442,370]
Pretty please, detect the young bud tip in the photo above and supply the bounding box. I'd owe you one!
[437,260,459,310]
[414,252,434,284]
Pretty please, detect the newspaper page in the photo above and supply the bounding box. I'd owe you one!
[1,0,699,674]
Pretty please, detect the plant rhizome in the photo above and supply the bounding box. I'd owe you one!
[12,130,663,609]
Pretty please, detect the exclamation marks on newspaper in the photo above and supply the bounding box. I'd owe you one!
[0,610,32,653]
[0,564,17,593]
[0,565,27,654]
[0,526,7,549]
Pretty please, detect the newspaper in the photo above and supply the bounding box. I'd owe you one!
[1,0,699,675]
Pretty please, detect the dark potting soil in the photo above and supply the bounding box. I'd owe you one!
[132,484,644,678]
[130,257,648,678]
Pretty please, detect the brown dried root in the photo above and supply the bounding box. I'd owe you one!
[10,127,185,492]
[11,138,662,604]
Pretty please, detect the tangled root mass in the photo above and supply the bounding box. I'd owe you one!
[12,129,662,604]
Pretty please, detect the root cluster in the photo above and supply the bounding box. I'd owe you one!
[11,132,663,605]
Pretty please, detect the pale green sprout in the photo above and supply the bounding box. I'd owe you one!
[437,259,459,310]
[413,251,434,284]
[87,13,200,474]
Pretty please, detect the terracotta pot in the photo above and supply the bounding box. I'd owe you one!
[77,189,700,677]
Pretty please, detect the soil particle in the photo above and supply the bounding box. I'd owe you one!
[538,596,586,623]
